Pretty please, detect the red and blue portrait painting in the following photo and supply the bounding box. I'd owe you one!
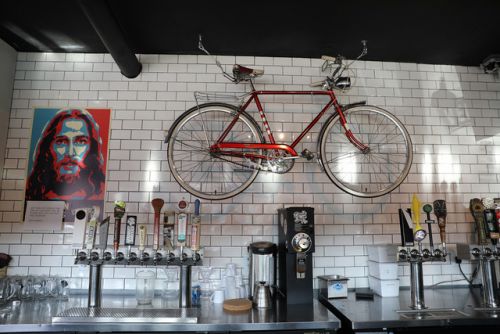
[25,108,111,222]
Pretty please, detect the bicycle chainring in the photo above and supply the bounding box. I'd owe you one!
[262,150,295,174]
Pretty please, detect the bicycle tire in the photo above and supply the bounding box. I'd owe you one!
[319,105,413,198]
[166,102,264,200]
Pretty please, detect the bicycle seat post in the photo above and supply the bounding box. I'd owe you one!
[249,79,256,91]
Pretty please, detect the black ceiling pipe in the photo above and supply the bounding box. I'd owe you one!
[77,0,142,78]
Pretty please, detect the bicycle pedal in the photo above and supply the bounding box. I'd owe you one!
[301,149,315,161]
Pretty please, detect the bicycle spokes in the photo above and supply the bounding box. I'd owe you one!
[320,106,412,198]
[167,104,264,200]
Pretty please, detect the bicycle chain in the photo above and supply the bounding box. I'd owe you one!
[210,151,294,173]
[210,153,263,171]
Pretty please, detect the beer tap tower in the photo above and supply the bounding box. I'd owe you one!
[457,198,500,309]
[397,196,448,310]
[74,199,203,308]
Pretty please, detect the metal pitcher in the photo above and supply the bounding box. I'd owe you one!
[253,282,272,309]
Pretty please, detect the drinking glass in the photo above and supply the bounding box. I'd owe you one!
[136,270,156,305]
[33,276,49,300]
[198,266,213,298]
[8,277,22,301]
[57,279,70,300]
[21,276,35,300]
[46,277,59,298]
[162,267,178,299]
[224,275,238,300]
[225,263,237,277]
[0,277,15,304]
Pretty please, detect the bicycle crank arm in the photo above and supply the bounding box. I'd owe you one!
[278,156,300,160]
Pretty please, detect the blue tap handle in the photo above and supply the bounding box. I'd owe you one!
[194,199,200,216]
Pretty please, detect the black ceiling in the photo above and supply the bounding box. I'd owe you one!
[1,0,500,66]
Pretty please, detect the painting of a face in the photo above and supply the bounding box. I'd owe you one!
[50,118,90,180]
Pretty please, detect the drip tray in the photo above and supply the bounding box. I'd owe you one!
[473,307,500,312]
[397,308,468,320]
[52,307,198,323]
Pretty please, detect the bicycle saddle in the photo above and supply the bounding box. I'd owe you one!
[232,64,264,82]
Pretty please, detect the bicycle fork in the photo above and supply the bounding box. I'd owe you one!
[335,101,370,153]
[315,100,369,172]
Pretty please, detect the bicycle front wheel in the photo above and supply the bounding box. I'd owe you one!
[319,105,413,198]
[167,103,264,200]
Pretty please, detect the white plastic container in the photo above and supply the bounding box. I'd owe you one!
[366,245,397,263]
[368,260,398,280]
[369,276,400,297]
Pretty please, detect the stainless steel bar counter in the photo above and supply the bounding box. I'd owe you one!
[319,286,500,333]
[0,293,339,333]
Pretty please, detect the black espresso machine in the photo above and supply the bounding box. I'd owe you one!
[277,207,315,305]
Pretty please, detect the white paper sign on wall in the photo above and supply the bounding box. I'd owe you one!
[24,200,65,231]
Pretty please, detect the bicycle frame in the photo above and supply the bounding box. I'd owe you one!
[210,89,368,159]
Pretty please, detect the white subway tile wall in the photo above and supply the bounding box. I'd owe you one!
[1,52,499,290]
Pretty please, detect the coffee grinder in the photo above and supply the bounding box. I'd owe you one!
[277,207,315,305]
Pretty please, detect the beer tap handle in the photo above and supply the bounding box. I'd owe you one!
[124,216,137,246]
[399,209,414,246]
[163,212,175,252]
[151,198,165,252]
[100,216,112,262]
[494,206,500,246]
[433,199,448,250]
[470,198,488,245]
[72,208,89,251]
[98,216,110,251]
[86,206,100,251]
[124,215,137,260]
[176,198,188,248]
[113,201,126,257]
[412,195,426,242]
[190,199,201,251]
[138,224,147,255]
[483,198,499,246]
[484,209,499,246]
[177,212,188,247]
[423,204,434,252]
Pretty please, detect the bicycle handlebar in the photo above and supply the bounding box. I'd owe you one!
[199,34,367,89]
[318,40,368,90]
[309,80,325,88]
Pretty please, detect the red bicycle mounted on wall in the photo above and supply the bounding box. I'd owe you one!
[165,40,413,200]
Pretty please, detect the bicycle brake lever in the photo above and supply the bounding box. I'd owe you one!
[198,34,237,82]
[198,34,210,55]
[359,40,368,58]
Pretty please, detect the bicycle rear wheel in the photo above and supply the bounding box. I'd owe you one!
[166,103,264,200]
[319,105,413,198]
